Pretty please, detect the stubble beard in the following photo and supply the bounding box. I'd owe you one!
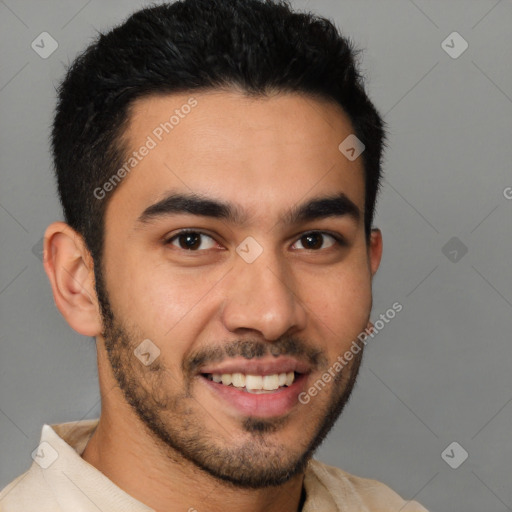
[94,263,364,489]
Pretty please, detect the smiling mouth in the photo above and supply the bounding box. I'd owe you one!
[202,371,300,394]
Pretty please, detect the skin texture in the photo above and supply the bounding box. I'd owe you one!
[43,90,382,512]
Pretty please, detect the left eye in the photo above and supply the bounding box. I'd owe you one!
[291,232,339,250]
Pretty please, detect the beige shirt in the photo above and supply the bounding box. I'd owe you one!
[0,419,428,511]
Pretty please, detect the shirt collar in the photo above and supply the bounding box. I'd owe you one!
[43,419,341,511]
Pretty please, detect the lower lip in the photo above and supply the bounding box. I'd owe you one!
[199,373,309,418]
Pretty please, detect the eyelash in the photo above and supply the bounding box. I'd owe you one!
[164,229,347,252]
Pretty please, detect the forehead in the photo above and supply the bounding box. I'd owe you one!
[106,90,365,228]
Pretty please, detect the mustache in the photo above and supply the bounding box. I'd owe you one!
[184,336,328,376]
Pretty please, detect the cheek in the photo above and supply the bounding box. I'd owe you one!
[304,266,372,346]
[114,260,225,344]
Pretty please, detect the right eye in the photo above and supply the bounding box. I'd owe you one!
[165,230,219,251]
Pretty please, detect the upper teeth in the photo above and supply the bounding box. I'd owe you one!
[210,372,295,390]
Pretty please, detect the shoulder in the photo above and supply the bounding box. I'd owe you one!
[307,459,429,512]
[0,465,61,512]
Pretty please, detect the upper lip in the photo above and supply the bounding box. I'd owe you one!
[198,356,312,377]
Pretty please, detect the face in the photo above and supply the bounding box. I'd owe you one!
[95,90,381,488]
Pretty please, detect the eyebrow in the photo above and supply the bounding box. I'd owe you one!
[136,191,360,227]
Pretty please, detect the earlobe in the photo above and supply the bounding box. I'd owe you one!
[43,222,103,337]
[369,228,383,277]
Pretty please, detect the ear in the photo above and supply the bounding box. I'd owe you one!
[368,228,383,277]
[43,222,103,337]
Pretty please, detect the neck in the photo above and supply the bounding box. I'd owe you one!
[83,341,307,512]
[82,409,305,512]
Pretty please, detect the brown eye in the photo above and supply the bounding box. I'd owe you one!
[167,231,217,251]
[292,232,340,251]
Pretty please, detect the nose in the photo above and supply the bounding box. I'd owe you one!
[220,249,307,341]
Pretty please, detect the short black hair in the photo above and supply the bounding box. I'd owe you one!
[52,0,386,271]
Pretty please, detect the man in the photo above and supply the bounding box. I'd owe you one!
[0,0,428,510]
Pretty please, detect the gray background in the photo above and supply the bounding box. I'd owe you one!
[1,0,511,510]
